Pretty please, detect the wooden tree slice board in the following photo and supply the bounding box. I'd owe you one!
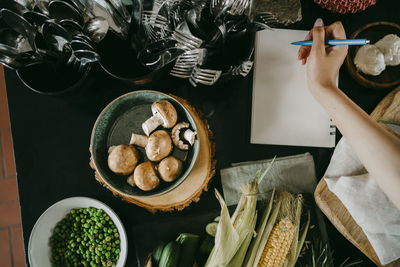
[315,87,400,266]
[91,95,216,212]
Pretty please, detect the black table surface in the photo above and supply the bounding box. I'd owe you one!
[5,0,400,266]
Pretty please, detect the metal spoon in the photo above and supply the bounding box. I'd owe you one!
[107,0,131,23]
[1,0,29,14]
[0,43,21,57]
[70,39,93,51]
[23,11,50,29]
[0,27,33,53]
[48,0,84,26]
[83,17,109,43]
[86,0,129,38]
[42,21,72,53]
[34,0,50,15]
[129,0,144,51]
[1,9,37,51]
[0,54,25,69]
[59,19,83,36]
[73,33,93,45]
[130,0,142,34]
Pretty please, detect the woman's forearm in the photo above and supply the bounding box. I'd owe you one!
[313,85,400,209]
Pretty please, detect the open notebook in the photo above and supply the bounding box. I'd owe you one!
[251,29,336,148]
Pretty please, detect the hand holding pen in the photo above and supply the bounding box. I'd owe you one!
[299,18,349,94]
[297,19,349,66]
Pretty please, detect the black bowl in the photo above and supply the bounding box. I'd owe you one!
[16,61,92,95]
[96,31,156,85]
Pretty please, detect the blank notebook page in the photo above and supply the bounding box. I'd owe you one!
[251,29,336,148]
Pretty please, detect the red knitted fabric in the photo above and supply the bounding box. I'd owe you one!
[314,0,376,14]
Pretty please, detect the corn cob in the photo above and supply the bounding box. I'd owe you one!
[257,218,295,267]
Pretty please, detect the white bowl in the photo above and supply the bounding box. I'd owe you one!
[28,197,127,267]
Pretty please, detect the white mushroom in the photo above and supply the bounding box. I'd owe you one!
[158,156,183,182]
[107,145,139,175]
[126,173,135,187]
[133,161,160,191]
[142,100,178,136]
[130,130,173,162]
[171,122,197,150]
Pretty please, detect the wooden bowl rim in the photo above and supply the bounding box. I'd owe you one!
[345,21,400,89]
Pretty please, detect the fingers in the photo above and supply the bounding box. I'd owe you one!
[326,21,346,40]
[298,31,312,62]
[310,18,326,56]
[326,21,348,56]
[298,18,326,64]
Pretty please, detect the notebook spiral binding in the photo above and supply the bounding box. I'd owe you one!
[330,119,336,135]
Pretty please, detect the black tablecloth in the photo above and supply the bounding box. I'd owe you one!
[5,0,400,266]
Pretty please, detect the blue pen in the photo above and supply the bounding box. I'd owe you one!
[291,39,370,46]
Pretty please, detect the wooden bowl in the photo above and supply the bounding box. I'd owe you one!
[346,21,400,89]
[90,90,200,198]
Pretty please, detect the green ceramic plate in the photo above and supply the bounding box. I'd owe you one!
[90,90,200,198]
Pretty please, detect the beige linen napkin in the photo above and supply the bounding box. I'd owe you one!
[220,153,317,206]
[324,138,400,265]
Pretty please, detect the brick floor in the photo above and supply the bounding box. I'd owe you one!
[0,66,26,266]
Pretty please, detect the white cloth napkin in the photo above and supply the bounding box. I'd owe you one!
[324,138,400,265]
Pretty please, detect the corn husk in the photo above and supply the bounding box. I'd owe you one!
[228,211,258,267]
[205,158,276,267]
[243,189,275,267]
[286,194,304,267]
[295,210,311,261]
[245,191,304,267]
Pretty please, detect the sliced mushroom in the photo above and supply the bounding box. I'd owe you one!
[171,122,197,150]
[107,145,139,175]
[134,161,160,191]
[126,173,135,187]
[130,130,173,162]
[142,100,178,136]
[158,156,183,182]
[183,128,196,145]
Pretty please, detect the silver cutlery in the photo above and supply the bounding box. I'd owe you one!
[170,48,206,78]
[83,17,109,43]
[189,66,221,86]
[107,0,131,23]
[228,0,250,16]
[172,22,202,50]
[1,9,37,51]
[142,11,171,41]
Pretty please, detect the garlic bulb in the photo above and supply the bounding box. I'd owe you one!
[354,44,386,76]
[375,34,400,66]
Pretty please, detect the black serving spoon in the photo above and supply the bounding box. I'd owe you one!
[48,0,84,26]
[1,9,37,51]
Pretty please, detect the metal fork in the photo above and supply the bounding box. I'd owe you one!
[228,60,253,76]
[229,0,250,15]
[170,48,206,78]
[254,12,278,27]
[142,11,171,40]
[189,66,222,86]
[172,22,203,50]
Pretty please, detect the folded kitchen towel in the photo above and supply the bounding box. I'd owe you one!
[221,153,317,206]
[324,138,400,265]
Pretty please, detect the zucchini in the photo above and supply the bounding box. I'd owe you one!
[176,233,200,267]
[205,222,218,237]
[152,242,165,264]
[197,235,214,266]
[159,241,181,267]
